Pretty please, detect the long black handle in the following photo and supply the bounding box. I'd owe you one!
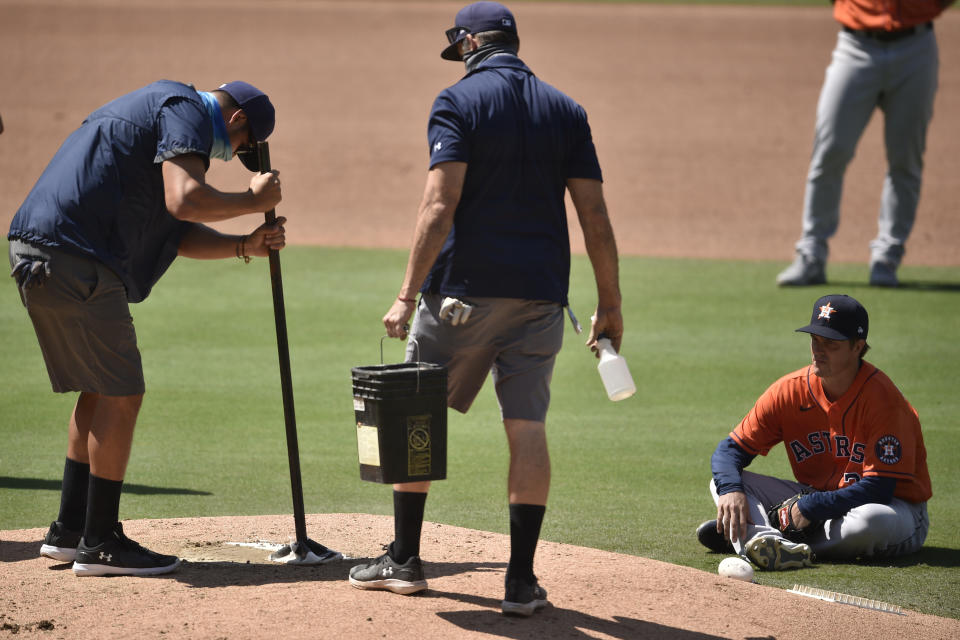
[257,141,308,545]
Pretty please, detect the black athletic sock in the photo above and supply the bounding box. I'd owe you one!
[82,474,123,547]
[391,490,427,563]
[56,457,90,531]
[506,503,546,584]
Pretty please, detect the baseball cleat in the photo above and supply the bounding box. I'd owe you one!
[501,578,549,616]
[744,535,813,571]
[777,254,826,287]
[40,521,82,562]
[696,520,735,554]
[349,552,427,595]
[72,522,180,577]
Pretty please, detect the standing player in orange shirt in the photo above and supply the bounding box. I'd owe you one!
[777,0,953,288]
[696,295,931,570]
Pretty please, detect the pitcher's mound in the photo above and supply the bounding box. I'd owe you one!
[1,514,955,639]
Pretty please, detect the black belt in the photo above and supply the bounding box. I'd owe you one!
[843,22,932,42]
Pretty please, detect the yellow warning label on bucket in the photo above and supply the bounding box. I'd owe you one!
[357,423,380,466]
[407,415,432,476]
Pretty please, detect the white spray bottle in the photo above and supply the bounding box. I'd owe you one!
[596,336,636,401]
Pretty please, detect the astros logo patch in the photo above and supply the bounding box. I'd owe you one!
[875,435,902,465]
[817,303,836,320]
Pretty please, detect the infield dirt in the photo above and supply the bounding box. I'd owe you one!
[1,1,958,639]
[4,514,960,639]
[1,1,958,268]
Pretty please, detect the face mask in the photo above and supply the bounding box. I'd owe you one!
[463,43,517,73]
[198,91,233,162]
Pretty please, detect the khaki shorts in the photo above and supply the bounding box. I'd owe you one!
[407,294,563,422]
[9,240,144,395]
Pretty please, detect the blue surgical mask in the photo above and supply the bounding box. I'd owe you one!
[198,91,233,162]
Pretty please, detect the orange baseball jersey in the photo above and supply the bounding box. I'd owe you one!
[833,0,949,31]
[731,362,932,503]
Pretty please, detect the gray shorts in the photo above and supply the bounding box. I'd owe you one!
[406,294,564,422]
[9,240,144,396]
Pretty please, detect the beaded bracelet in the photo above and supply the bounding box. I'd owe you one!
[237,235,252,264]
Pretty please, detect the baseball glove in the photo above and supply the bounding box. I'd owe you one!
[767,493,818,542]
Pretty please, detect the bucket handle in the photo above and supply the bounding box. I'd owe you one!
[379,335,422,394]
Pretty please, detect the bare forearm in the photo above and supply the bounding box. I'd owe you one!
[568,177,623,349]
[178,224,243,259]
[397,163,465,298]
[582,209,622,309]
[169,185,266,224]
[178,217,287,260]
[399,201,454,298]
[382,162,464,339]
[569,178,621,308]
[162,155,281,224]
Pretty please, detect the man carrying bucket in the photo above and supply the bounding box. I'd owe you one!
[348,1,624,616]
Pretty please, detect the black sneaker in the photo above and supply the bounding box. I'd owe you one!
[501,577,549,616]
[72,522,180,577]
[696,520,734,553]
[348,552,427,595]
[40,521,82,562]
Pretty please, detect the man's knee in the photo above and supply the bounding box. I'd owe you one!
[834,504,905,550]
[102,393,143,408]
[94,393,144,427]
[505,421,547,459]
[504,419,547,442]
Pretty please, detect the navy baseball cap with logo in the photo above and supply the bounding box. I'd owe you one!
[217,81,275,142]
[442,1,518,61]
[796,294,869,341]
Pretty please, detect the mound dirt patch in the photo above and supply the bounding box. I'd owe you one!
[2,514,958,639]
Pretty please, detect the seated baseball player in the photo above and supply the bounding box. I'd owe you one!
[696,294,931,570]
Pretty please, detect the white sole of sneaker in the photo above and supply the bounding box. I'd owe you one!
[73,558,181,577]
[500,597,549,617]
[348,576,427,595]
[40,544,77,562]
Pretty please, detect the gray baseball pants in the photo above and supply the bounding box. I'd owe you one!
[710,471,929,560]
[796,25,939,267]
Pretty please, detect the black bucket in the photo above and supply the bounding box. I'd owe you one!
[351,361,448,484]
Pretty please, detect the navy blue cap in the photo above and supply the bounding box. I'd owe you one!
[217,81,275,142]
[796,294,869,341]
[442,1,518,61]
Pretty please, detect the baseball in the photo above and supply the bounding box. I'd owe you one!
[718,556,754,582]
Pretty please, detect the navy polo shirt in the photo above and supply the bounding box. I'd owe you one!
[423,54,602,306]
[8,80,211,303]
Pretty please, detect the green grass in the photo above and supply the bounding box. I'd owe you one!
[2,248,959,618]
